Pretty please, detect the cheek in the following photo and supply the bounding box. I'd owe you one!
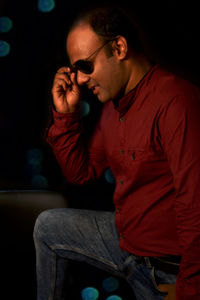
[101,68,123,98]
[97,78,122,103]
[94,58,124,100]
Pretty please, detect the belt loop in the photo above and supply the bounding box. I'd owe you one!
[124,254,135,268]
[144,256,152,268]
[123,254,136,279]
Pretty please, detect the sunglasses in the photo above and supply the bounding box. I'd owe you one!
[70,39,114,75]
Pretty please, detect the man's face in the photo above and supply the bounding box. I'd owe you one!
[66,23,127,103]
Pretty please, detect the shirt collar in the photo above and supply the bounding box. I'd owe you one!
[113,64,158,116]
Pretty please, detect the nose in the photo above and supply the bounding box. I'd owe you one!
[76,71,90,86]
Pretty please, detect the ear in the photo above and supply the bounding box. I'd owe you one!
[112,36,128,60]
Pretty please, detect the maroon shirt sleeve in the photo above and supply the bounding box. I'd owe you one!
[159,91,200,299]
[46,108,108,184]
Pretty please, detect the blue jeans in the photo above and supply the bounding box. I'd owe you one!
[33,208,177,300]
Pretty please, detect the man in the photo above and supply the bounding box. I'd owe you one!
[33,5,200,300]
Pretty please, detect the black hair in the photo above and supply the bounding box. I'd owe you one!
[69,3,145,55]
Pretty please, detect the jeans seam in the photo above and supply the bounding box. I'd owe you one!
[49,252,56,300]
[50,244,119,271]
[94,215,118,270]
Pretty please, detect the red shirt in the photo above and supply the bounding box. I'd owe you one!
[47,65,200,299]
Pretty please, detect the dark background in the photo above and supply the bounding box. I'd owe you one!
[1,0,200,191]
[0,0,200,299]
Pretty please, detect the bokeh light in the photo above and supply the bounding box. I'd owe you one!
[81,100,90,117]
[104,168,115,184]
[25,148,48,188]
[102,277,119,293]
[37,0,55,13]
[27,148,44,166]
[31,174,48,188]
[0,40,10,57]
[105,296,123,300]
[0,17,13,33]
[81,287,99,300]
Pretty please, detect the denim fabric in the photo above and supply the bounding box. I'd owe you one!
[33,208,177,300]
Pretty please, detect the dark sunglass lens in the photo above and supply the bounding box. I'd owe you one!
[75,60,93,74]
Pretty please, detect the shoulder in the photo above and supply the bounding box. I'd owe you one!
[149,65,200,108]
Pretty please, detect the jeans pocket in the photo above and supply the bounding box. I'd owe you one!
[151,267,169,296]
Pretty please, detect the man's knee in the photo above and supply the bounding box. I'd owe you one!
[33,208,79,242]
[33,208,62,242]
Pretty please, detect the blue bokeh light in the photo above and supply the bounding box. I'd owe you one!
[105,296,123,300]
[104,168,115,184]
[0,40,10,57]
[37,0,55,13]
[27,148,44,166]
[81,287,99,300]
[31,174,48,188]
[26,148,48,188]
[80,100,90,117]
[102,277,119,293]
[0,17,13,33]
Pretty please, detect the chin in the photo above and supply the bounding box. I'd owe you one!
[97,93,111,103]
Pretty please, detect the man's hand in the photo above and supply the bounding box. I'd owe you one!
[52,66,81,113]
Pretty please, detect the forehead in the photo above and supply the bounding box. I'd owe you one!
[66,23,102,63]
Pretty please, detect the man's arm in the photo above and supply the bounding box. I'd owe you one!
[159,90,200,299]
[46,67,108,184]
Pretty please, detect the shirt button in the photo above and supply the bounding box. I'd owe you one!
[120,234,124,239]
[56,116,62,120]
[120,117,125,122]
[119,180,124,184]
[47,137,52,142]
[120,150,125,154]
[116,207,120,212]
[131,153,135,160]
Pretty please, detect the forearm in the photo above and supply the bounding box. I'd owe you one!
[46,109,107,185]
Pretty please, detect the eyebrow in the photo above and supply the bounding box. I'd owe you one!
[72,39,114,66]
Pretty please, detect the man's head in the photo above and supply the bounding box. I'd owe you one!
[66,5,150,103]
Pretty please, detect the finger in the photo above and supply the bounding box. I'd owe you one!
[55,73,72,86]
[70,72,79,87]
[56,66,72,76]
[69,72,81,95]
[57,66,69,74]
[52,78,68,93]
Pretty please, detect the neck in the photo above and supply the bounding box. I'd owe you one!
[125,55,153,94]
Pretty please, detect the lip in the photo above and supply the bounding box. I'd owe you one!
[91,86,99,95]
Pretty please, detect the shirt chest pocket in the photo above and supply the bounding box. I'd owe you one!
[107,147,165,177]
[128,149,147,161]
[125,148,166,174]
[127,147,164,161]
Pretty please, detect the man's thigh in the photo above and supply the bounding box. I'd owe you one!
[35,208,130,276]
